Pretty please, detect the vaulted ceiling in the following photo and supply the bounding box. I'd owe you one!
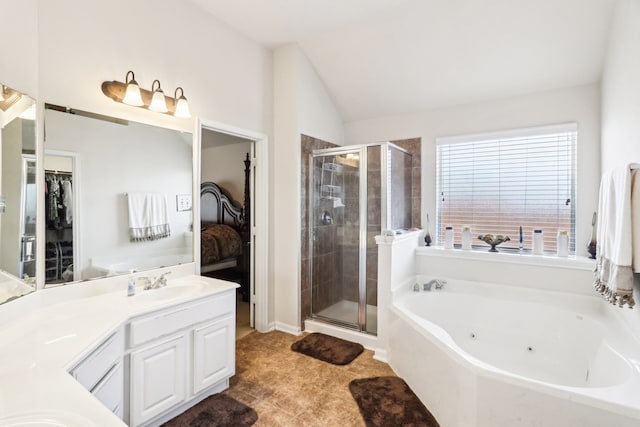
[190,0,617,122]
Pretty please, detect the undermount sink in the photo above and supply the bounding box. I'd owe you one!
[0,412,95,427]
[134,283,204,302]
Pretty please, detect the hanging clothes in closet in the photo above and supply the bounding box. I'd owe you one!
[45,171,73,230]
[45,170,74,283]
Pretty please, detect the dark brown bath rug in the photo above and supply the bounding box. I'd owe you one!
[161,393,257,427]
[349,376,440,427]
[291,332,364,365]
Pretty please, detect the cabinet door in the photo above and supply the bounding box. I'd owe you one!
[71,330,123,392]
[130,335,186,426]
[92,362,124,418]
[192,316,235,395]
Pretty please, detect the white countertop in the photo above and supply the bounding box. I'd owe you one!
[0,267,238,426]
[0,273,35,305]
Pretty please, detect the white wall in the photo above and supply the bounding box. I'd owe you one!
[345,83,601,257]
[35,0,272,134]
[601,0,640,173]
[272,44,344,331]
[201,140,251,204]
[0,0,38,97]
[46,109,192,279]
[296,50,345,145]
[601,0,640,336]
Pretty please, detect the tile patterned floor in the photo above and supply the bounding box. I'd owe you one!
[224,331,397,426]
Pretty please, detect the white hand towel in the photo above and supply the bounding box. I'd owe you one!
[127,193,170,242]
[594,166,635,308]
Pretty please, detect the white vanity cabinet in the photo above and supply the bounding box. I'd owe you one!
[127,289,236,427]
[130,334,187,426]
[192,315,235,394]
[69,329,125,418]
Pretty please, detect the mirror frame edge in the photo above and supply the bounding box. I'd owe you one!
[193,117,202,277]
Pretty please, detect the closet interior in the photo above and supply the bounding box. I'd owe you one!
[45,169,74,283]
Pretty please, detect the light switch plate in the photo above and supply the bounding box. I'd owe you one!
[176,194,192,211]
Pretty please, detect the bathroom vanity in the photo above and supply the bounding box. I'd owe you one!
[0,268,237,427]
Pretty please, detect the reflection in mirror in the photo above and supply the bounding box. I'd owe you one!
[44,105,193,285]
[0,84,37,304]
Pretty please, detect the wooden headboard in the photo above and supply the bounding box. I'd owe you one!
[200,182,243,228]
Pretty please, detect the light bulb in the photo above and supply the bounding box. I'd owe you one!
[122,71,144,106]
[173,87,191,118]
[148,80,168,113]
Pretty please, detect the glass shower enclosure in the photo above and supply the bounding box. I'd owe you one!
[308,142,413,335]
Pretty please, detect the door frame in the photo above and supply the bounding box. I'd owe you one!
[194,118,269,332]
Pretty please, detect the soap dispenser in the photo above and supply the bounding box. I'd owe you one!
[127,270,136,297]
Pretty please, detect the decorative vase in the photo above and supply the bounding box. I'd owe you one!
[424,213,432,246]
[477,234,510,252]
[587,212,597,259]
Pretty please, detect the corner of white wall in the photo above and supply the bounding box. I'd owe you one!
[601,0,640,173]
[272,44,346,331]
[294,47,345,146]
[273,44,302,329]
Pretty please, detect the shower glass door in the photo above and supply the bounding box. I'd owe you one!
[308,142,411,335]
[310,149,362,330]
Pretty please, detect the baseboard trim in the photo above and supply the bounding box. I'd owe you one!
[274,321,302,336]
[373,349,389,363]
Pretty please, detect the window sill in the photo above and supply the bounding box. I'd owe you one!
[415,246,595,271]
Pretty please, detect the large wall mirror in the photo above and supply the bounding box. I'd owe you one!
[43,105,193,286]
[0,84,37,304]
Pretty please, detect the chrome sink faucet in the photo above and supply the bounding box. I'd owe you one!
[423,279,446,291]
[141,271,172,290]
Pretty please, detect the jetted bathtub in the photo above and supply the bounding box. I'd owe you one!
[389,278,640,427]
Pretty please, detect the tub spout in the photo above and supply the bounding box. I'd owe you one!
[424,279,446,291]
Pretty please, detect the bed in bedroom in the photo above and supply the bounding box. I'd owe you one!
[200,154,251,301]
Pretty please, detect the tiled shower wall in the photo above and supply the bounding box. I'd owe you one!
[392,138,422,229]
[299,135,422,330]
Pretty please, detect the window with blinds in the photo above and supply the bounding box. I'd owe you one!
[436,123,576,253]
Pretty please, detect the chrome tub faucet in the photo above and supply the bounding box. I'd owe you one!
[423,279,446,291]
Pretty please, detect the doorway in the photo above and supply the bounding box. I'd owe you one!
[196,119,269,336]
[43,151,79,284]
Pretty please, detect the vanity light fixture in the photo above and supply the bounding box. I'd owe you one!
[101,71,191,118]
[148,80,168,113]
[0,85,22,112]
[122,71,144,107]
[173,87,191,119]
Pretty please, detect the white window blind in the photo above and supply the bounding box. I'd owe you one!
[436,124,577,253]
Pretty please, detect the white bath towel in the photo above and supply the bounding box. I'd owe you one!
[127,193,171,242]
[594,166,638,308]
